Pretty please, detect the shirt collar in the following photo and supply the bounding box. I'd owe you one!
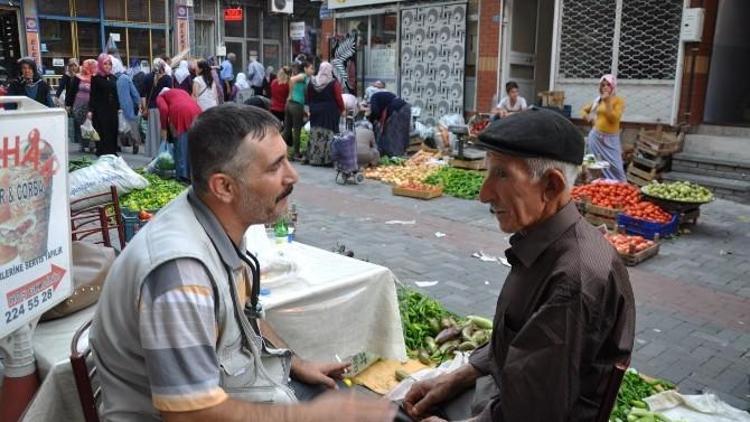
[187,188,245,271]
[506,201,581,268]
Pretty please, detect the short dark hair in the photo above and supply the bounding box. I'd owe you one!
[188,103,281,195]
[505,81,519,93]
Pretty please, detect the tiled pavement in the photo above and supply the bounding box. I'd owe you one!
[92,149,750,410]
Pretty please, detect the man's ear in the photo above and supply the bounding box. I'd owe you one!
[542,168,566,202]
[207,173,236,204]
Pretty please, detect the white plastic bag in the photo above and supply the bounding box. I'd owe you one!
[117,111,131,135]
[69,155,149,210]
[80,117,99,141]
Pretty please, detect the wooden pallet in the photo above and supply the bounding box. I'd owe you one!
[392,186,443,200]
[620,242,660,266]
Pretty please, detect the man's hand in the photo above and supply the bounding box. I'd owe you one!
[404,365,480,419]
[292,357,350,389]
[307,392,396,422]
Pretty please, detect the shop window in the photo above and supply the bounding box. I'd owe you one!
[246,40,260,63]
[246,8,261,39]
[77,22,101,60]
[263,43,280,71]
[104,0,126,20]
[152,30,167,58]
[225,11,244,38]
[263,11,282,40]
[37,1,68,16]
[127,0,149,23]
[128,28,151,65]
[151,0,166,24]
[75,0,100,18]
[194,20,214,60]
[39,19,72,71]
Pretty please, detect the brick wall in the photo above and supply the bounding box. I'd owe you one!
[319,19,334,61]
[677,0,719,126]
[475,0,502,113]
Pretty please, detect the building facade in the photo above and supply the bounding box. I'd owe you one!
[1,0,321,82]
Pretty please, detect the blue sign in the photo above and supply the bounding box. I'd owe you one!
[320,5,332,20]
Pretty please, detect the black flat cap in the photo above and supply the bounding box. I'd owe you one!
[476,107,584,165]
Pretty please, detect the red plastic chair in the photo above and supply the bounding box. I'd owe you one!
[70,186,126,250]
[69,319,100,422]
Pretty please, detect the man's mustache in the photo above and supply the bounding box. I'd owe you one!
[276,186,294,202]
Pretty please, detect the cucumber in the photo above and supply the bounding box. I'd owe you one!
[466,315,493,330]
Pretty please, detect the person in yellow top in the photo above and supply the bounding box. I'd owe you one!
[581,74,626,181]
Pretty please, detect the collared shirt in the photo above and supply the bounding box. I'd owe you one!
[469,202,635,422]
[247,60,265,88]
[138,190,253,413]
[220,59,234,82]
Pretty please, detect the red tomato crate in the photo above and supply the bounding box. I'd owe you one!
[616,213,678,240]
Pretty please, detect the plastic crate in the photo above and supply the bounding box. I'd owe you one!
[616,213,678,240]
[121,209,156,242]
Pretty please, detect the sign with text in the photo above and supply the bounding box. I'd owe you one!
[290,22,305,40]
[0,97,71,338]
[24,18,41,66]
[224,7,243,22]
[326,0,398,9]
[176,5,190,53]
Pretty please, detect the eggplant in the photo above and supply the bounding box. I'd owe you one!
[435,327,461,345]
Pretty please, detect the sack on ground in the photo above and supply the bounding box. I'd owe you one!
[41,242,115,321]
[69,155,149,210]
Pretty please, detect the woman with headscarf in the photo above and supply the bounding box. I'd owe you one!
[89,53,120,156]
[172,60,192,94]
[140,58,173,157]
[56,58,79,105]
[581,74,626,181]
[8,58,54,107]
[65,59,97,151]
[112,55,142,153]
[156,87,201,182]
[231,72,253,103]
[367,90,411,157]
[192,59,219,111]
[262,66,276,98]
[305,61,344,165]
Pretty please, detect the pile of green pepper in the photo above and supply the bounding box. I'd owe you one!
[120,172,188,212]
[69,157,94,172]
[610,369,675,422]
[423,167,485,200]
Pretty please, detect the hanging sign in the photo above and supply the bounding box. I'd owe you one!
[24,18,41,66]
[0,98,72,338]
[290,22,305,40]
[224,7,243,22]
[176,5,190,53]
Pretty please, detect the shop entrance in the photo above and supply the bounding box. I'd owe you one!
[500,0,554,108]
[703,0,750,125]
[0,8,21,83]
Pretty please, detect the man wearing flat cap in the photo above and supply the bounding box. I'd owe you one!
[404,108,635,421]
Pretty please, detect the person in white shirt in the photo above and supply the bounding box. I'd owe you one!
[492,81,527,119]
[193,59,219,111]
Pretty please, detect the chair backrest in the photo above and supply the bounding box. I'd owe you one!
[70,319,100,422]
[595,361,629,422]
[70,186,126,249]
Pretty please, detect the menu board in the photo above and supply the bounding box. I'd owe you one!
[0,98,71,338]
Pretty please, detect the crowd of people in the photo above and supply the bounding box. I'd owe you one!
[3,50,416,178]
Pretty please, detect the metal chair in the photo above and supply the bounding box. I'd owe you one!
[70,319,100,422]
[70,186,126,250]
[595,361,630,422]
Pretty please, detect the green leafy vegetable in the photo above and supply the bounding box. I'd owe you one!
[120,172,188,212]
[423,167,485,200]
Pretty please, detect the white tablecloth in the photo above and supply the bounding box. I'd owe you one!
[18,240,406,421]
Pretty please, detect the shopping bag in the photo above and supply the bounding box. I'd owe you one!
[118,110,131,135]
[81,116,100,141]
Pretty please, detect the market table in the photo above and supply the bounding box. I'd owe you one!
[15,237,406,421]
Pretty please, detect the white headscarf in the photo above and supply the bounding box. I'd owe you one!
[111,55,126,75]
[235,73,250,90]
[312,62,334,92]
[174,60,190,84]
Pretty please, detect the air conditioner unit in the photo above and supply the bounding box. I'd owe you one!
[270,0,293,14]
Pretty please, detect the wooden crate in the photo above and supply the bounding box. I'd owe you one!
[620,242,660,266]
[633,147,669,170]
[627,161,660,186]
[678,207,700,226]
[637,127,682,156]
[451,157,487,171]
[584,202,623,219]
[585,213,617,229]
[392,186,443,200]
